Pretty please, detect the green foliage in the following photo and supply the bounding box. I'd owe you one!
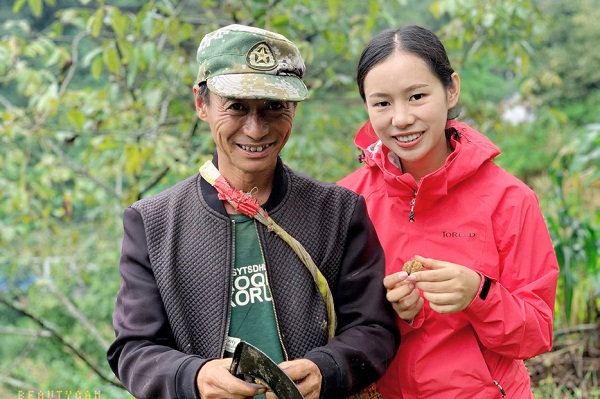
[545,124,600,326]
[481,106,564,183]
[533,379,600,399]
[0,0,454,393]
[0,0,596,397]
[432,0,543,74]
[526,0,600,123]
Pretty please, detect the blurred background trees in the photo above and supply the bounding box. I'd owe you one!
[1,0,598,397]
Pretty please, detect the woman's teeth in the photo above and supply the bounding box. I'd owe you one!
[394,133,422,143]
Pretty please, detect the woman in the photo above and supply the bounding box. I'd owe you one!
[338,25,559,399]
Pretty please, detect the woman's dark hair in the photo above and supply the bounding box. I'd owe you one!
[356,25,459,119]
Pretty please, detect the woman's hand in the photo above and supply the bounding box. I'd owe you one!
[407,255,481,314]
[383,270,424,321]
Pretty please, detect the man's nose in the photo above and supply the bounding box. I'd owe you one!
[243,111,269,138]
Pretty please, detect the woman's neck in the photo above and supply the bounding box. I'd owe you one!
[402,141,453,184]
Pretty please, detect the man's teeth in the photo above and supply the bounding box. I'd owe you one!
[240,144,270,152]
[395,133,422,143]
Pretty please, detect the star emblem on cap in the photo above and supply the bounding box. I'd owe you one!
[246,42,277,71]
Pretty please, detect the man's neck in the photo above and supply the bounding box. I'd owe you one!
[219,169,275,210]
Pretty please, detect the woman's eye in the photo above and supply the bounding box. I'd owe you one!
[410,93,424,101]
[373,101,390,108]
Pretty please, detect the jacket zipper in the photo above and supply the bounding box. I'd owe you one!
[256,221,289,361]
[493,380,506,397]
[409,190,417,222]
[220,218,236,358]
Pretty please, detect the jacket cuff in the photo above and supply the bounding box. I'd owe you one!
[175,356,209,399]
[399,309,424,335]
[304,350,342,399]
[466,272,495,312]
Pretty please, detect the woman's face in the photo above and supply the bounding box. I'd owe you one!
[363,51,460,179]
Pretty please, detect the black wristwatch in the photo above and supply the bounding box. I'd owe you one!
[479,275,492,300]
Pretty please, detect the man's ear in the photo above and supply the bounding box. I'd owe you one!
[193,85,208,121]
[291,102,297,117]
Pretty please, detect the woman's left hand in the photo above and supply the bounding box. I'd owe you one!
[407,255,482,314]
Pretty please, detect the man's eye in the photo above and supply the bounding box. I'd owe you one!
[227,102,246,111]
[267,102,285,110]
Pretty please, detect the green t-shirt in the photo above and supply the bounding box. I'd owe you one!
[226,214,285,371]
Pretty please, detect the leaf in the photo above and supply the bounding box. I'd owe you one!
[90,6,105,38]
[13,0,27,13]
[327,0,340,18]
[126,54,139,88]
[67,110,86,129]
[91,56,103,79]
[102,46,120,76]
[82,47,103,68]
[271,15,290,27]
[165,18,181,46]
[117,38,133,64]
[27,0,43,17]
[110,7,127,38]
[124,145,142,176]
[429,1,441,19]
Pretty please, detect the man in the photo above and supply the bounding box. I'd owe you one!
[107,24,398,399]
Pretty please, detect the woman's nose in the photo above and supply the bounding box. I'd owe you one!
[392,105,414,128]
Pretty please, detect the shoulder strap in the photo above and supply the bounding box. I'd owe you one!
[199,161,336,340]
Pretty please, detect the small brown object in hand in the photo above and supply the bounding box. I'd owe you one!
[402,259,424,275]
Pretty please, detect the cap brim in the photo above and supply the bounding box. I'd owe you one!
[207,74,308,101]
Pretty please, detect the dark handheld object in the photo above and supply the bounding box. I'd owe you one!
[230,341,305,399]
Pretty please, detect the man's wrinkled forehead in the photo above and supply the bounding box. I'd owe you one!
[209,90,296,107]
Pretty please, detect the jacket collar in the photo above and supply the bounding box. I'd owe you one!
[354,120,500,200]
[201,153,287,216]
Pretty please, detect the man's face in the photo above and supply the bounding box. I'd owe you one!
[194,88,296,180]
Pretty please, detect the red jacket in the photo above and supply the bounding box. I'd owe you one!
[338,120,558,399]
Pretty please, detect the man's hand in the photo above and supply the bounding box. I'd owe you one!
[383,270,424,321]
[407,255,481,314]
[196,358,267,399]
[265,359,321,399]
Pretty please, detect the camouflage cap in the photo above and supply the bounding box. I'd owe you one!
[196,24,308,101]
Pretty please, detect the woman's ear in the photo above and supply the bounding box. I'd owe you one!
[447,72,461,109]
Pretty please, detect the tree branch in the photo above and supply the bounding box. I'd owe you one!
[554,323,597,337]
[41,137,122,200]
[43,279,111,350]
[0,327,51,337]
[0,93,16,110]
[138,167,170,198]
[0,296,122,388]
[0,332,41,384]
[57,31,88,98]
[0,375,38,392]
